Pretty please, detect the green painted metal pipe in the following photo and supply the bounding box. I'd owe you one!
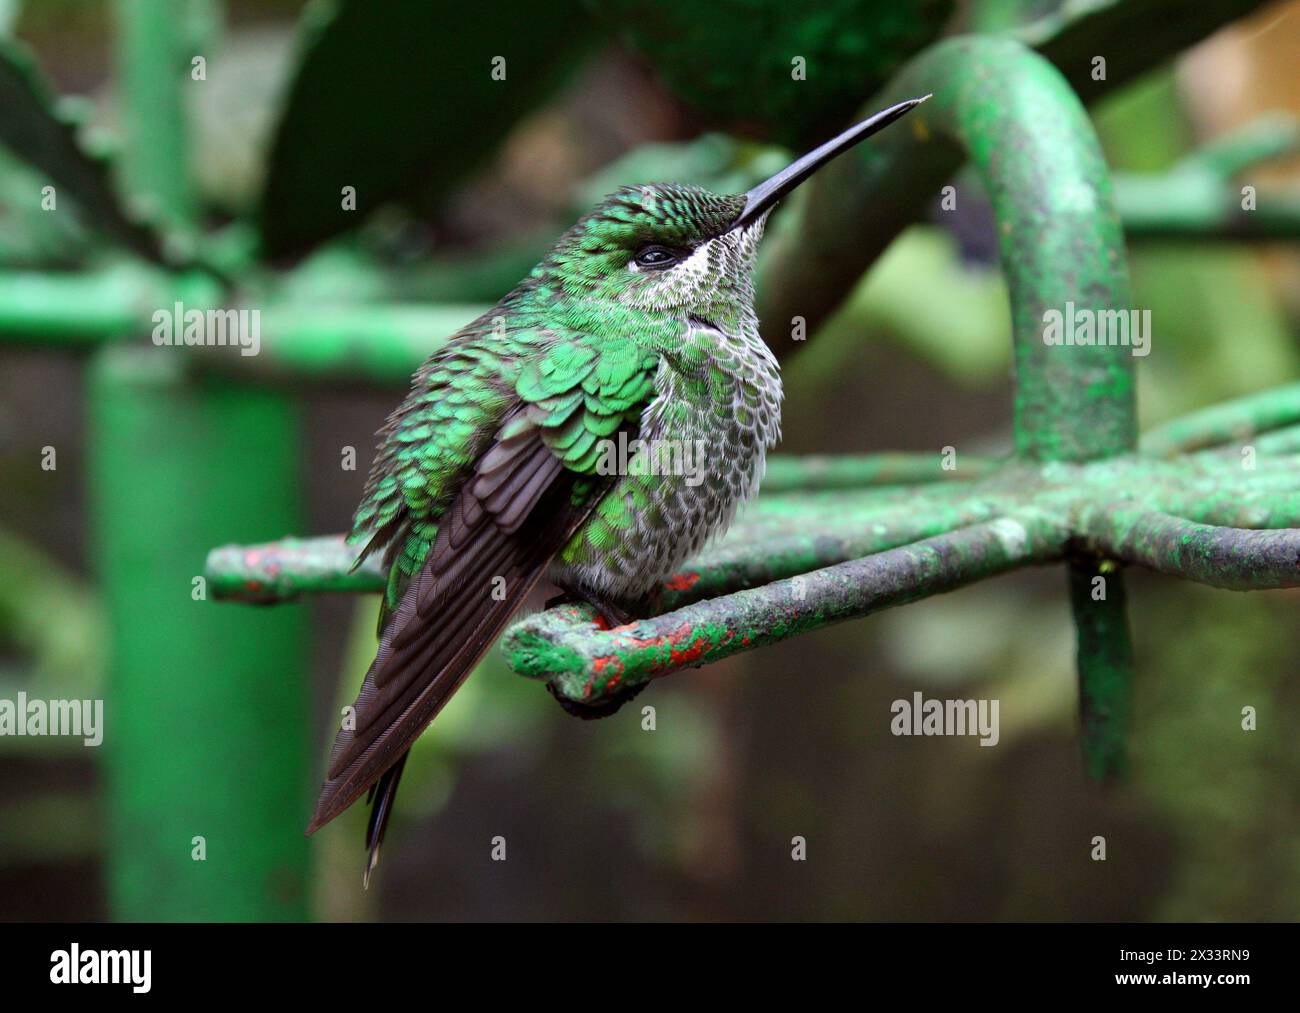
[759,451,998,491]
[203,442,1300,601]
[92,0,312,921]
[90,347,311,921]
[506,517,1062,703]
[1115,178,1300,240]
[0,265,222,345]
[1141,381,1300,456]
[759,35,1136,461]
[206,480,1022,605]
[1067,557,1133,780]
[208,535,386,603]
[0,265,486,386]
[1081,507,1300,590]
[112,0,197,245]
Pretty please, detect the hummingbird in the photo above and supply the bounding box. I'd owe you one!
[306,96,929,880]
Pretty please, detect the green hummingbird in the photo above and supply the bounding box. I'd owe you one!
[306,96,929,879]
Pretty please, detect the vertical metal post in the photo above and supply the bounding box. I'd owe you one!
[91,0,311,919]
[113,0,199,239]
[1067,559,1135,779]
[90,352,311,920]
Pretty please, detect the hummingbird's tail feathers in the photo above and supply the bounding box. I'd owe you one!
[306,416,608,838]
[362,750,408,889]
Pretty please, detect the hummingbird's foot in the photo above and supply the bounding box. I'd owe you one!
[544,588,638,628]
[635,585,665,618]
[547,678,649,720]
[541,585,662,717]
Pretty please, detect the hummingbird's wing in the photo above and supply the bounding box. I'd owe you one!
[307,332,658,857]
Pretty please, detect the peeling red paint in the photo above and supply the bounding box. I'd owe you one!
[665,571,701,591]
[664,625,724,668]
[587,653,625,698]
[605,620,735,676]
[592,654,624,677]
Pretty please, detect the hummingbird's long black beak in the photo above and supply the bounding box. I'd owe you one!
[729,94,931,231]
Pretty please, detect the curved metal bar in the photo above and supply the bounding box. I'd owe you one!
[758,34,1135,463]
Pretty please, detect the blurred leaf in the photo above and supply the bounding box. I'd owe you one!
[257,0,599,260]
[188,24,298,216]
[783,226,1011,397]
[855,227,1011,382]
[593,0,1270,148]
[0,35,165,262]
[1021,0,1273,98]
[1092,69,1194,173]
[589,0,952,148]
[575,133,787,207]
[0,0,18,37]
[0,525,105,759]
[0,147,94,266]
[0,526,104,694]
[1131,247,1299,426]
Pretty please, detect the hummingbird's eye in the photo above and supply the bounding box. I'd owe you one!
[632,245,680,269]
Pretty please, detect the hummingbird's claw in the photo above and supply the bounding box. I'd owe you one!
[545,589,637,628]
[546,679,649,720]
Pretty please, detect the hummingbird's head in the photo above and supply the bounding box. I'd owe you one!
[534,95,931,330]
[539,183,756,317]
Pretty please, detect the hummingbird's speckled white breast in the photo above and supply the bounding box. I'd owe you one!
[550,314,782,604]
